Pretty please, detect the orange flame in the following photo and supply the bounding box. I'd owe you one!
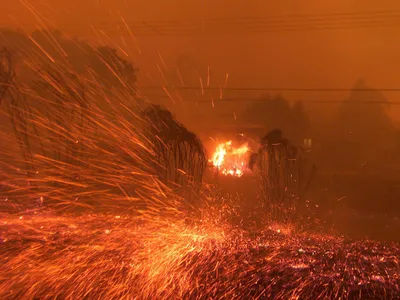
[210,141,250,177]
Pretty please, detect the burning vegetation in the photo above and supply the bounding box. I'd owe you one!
[209,140,250,177]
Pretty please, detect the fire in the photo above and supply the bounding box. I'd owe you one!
[210,140,250,177]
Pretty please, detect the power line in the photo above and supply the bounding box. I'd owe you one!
[142,96,400,105]
[138,94,400,105]
[101,21,400,36]
[137,86,400,105]
[4,10,400,36]
[196,98,400,105]
[96,10,400,36]
[101,10,400,27]
[103,21,400,36]
[137,86,400,92]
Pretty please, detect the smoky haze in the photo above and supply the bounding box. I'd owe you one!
[3,2,400,299]
[1,1,400,239]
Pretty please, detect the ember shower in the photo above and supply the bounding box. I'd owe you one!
[0,26,400,300]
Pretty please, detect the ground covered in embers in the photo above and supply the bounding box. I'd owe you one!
[0,213,399,299]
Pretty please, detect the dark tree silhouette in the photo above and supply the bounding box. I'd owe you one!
[90,46,137,91]
[1,29,137,92]
[250,129,314,223]
[5,82,34,170]
[0,28,143,211]
[0,47,14,105]
[0,28,29,51]
[0,28,138,164]
[143,104,207,201]
[31,30,137,91]
[241,94,310,143]
[335,79,394,166]
[0,46,34,170]
[337,79,392,139]
[32,67,88,165]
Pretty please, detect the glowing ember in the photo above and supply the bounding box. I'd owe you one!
[1,213,400,299]
[210,141,250,177]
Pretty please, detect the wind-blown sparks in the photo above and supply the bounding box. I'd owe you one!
[0,25,399,300]
[0,212,399,299]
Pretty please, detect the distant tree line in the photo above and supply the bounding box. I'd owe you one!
[240,79,397,171]
[241,94,310,145]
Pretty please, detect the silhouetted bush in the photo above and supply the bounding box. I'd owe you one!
[143,104,207,202]
[251,129,314,223]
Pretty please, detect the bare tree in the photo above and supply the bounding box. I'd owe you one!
[0,48,14,105]
[32,67,88,166]
[0,48,33,170]
[6,84,35,170]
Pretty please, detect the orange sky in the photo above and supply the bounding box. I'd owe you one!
[2,0,400,127]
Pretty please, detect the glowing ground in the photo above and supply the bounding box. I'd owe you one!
[1,213,399,299]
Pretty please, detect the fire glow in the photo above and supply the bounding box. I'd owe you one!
[210,141,250,177]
